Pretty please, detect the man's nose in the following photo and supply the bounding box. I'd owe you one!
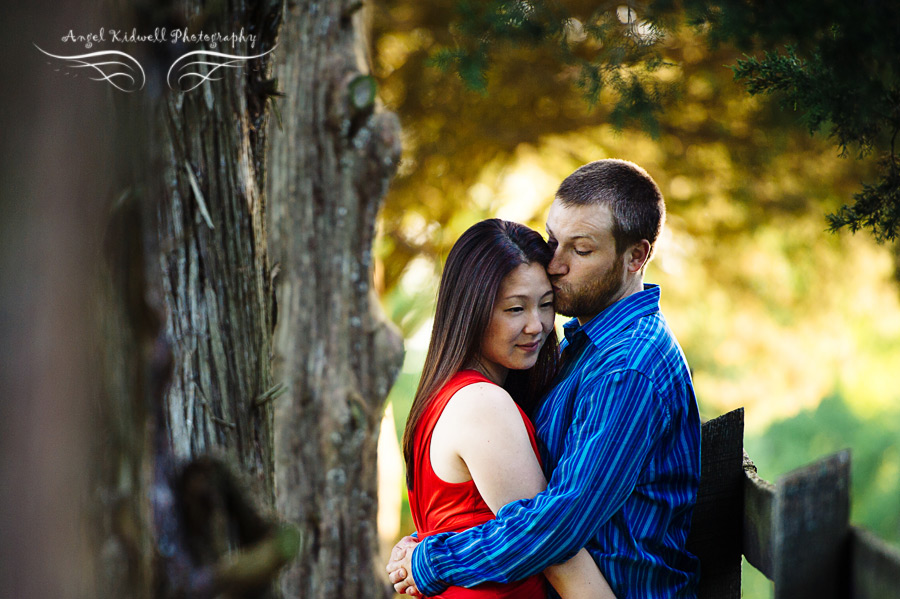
[548,249,566,276]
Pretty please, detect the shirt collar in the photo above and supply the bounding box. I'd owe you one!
[561,284,661,350]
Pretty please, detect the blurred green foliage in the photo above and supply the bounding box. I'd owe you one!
[413,0,900,241]
[427,0,673,133]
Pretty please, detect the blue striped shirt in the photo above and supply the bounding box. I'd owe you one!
[411,284,701,598]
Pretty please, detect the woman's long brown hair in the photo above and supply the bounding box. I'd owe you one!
[402,219,559,489]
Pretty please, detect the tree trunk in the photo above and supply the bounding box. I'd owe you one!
[267,1,404,597]
[154,2,280,501]
[94,2,287,596]
[4,0,400,596]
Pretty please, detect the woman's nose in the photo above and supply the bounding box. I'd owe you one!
[523,310,542,334]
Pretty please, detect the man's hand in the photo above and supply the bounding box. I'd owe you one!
[386,535,422,596]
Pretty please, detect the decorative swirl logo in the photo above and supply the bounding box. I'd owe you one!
[166,47,277,92]
[34,44,146,92]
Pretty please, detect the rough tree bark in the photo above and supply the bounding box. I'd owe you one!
[95,1,289,597]
[154,1,281,501]
[267,1,405,597]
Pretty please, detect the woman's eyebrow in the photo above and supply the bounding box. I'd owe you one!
[501,291,553,301]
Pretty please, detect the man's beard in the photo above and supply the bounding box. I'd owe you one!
[553,257,625,320]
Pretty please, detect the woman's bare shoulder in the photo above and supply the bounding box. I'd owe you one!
[437,382,528,443]
[443,381,520,420]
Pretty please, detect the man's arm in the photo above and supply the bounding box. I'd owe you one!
[408,370,669,596]
[388,381,616,598]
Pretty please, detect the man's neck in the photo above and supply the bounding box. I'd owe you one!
[576,277,645,327]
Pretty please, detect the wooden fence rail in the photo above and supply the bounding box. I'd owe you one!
[686,408,900,599]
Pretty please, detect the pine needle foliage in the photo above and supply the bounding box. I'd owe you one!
[685,0,900,241]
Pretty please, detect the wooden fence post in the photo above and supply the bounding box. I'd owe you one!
[848,525,900,599]
[687,408,744,599]
[740,428,900,597]
[773,450,851,599]
[742,451,775,577]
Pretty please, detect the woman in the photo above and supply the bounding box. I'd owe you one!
[402,219,615,598]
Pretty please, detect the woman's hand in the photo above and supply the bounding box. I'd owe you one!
[386,536,422,596]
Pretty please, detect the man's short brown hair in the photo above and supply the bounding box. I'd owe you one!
[556,159,665,258]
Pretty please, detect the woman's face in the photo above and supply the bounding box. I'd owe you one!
[476,262,555,385]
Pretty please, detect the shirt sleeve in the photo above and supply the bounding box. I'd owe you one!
[411,369,670,596]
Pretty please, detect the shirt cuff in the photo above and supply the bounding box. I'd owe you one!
[411,536,448,597]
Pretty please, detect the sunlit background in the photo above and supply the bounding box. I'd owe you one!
[369,4,900,597]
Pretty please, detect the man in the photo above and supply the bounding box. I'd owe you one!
[388,159,701,598]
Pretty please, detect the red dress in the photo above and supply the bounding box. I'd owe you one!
[408,370,547,599]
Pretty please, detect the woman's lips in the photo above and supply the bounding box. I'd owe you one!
[517,340,541,352]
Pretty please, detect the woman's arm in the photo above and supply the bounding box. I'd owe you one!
[542,548,616,599]
[431,383,616,599]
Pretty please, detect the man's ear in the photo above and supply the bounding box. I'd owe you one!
[625,240,651,274]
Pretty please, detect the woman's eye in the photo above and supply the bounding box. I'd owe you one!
[505,306,524,313]
[574,249,592,256]
[540,301,554,309]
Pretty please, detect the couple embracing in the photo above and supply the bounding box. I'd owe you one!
[387,159,701,598]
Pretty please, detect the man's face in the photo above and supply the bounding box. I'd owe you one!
[545,200,628,324]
